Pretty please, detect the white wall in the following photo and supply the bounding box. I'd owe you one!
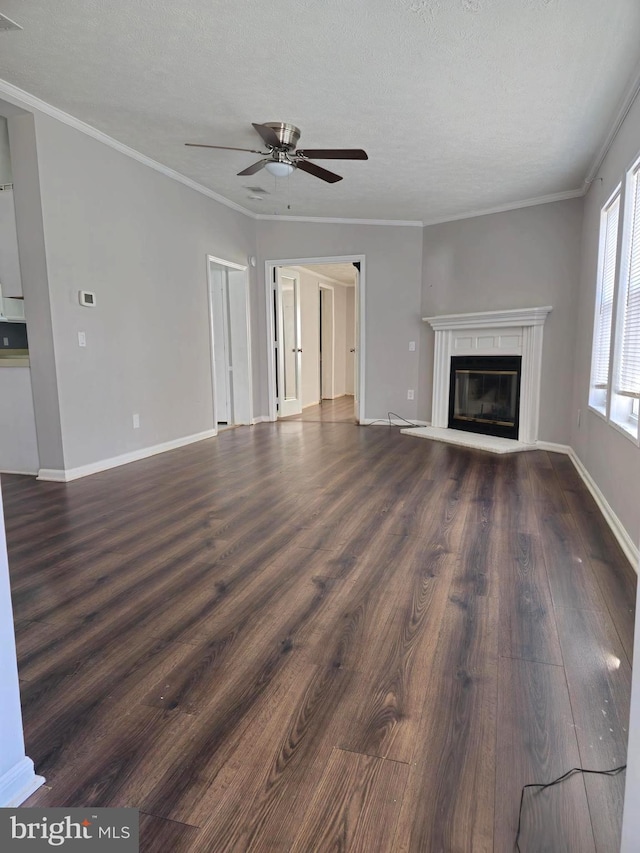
[346,286,355,395]
[0,483,43,805]
[333,283,348,398]
[421,197,584,443]
[18,110,257,473]
[0,368,39,474]
[298,267,321,408]
[0,191,22,297]
[257,221,423,422]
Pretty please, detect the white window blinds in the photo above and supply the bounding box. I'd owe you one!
[591,192,620,389]
[616,166,640,398]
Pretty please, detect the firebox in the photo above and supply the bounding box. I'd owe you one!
[448,356,522,440]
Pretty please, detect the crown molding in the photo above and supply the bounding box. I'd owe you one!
[422,188,584,227]
[0,78,257,219]
[583,58,640,187]
[256,214,423,226]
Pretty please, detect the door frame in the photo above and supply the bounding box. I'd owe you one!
[265,255,365,423]
[206,254,253,433]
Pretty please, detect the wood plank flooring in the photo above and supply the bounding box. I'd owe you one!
[2,399,635,852]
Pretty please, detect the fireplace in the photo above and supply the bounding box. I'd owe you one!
[448,356,521,439]
[422,307,552,447]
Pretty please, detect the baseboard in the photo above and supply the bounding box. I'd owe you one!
[0,468,39,477]
[37,430,216,483]
[568,448,639,572]
[0,757,44,807]
[251,415,273,425]
[535,441,572,454]
[362,418,429,427]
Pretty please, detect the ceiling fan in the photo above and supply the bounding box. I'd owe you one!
[186,122,368,183]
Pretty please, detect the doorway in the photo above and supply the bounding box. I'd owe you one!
[207,255,253,431]
[266,256,364,423]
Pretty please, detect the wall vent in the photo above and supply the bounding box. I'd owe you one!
[0,14,22,32]
[0,184,14,192]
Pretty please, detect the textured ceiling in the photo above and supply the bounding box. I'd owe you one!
[0,0,639,223]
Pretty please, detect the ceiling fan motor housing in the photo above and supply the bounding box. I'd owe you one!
[264,122,301,150]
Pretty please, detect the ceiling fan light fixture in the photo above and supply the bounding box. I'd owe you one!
[265,160,295,177]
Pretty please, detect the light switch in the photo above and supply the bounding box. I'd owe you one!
[2,337,8,347]
[78,331,86,347]
[409,341,416,351]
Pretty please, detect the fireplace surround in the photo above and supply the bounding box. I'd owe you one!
[423,306,552,447]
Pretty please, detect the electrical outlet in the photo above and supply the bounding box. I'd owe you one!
[132,413,140,429]
[2,337,8,347]
[409,341,416,352]
[407,389,414,400]
[78,331,86,347]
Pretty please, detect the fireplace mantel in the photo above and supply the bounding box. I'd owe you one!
[423,306,552,445]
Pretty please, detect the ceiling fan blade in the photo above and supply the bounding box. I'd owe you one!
[185,143,266,154]
[295,149,368,160]
[237,159,270,176]
[295,160,343,183]
[252,123,283,148]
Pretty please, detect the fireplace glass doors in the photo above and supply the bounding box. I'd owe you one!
[448,356,522,439]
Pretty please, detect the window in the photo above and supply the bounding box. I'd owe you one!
[589,154,640,443]
[589,188,620,414]
[611,160,640,438]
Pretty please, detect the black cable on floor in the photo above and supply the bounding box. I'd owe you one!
[387,411,421,428]
[515,764,626,851]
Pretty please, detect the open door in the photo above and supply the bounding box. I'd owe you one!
[207,255,253,430]
[275,267,302,417]
[353,262,360,422]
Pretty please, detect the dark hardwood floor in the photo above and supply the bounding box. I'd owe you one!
[2,401,635,851]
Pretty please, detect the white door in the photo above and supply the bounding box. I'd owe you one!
[276,268,302,417]
[207,256,253,430]
[211,270,232,424]
[353,265,360,422]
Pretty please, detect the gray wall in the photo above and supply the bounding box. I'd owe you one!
[8,112,64,471]
[256,221,423,421]
[421,198,584,443]
[570,91,640,549]
[26,111,257,471]
[0,117,11,184]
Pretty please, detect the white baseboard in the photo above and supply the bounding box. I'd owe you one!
[251,415,273,425]
[535,440,572,454]
[0,757,44,807]
[0,469,39,477]
[37,430,216,482]
[567,448,639,572]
